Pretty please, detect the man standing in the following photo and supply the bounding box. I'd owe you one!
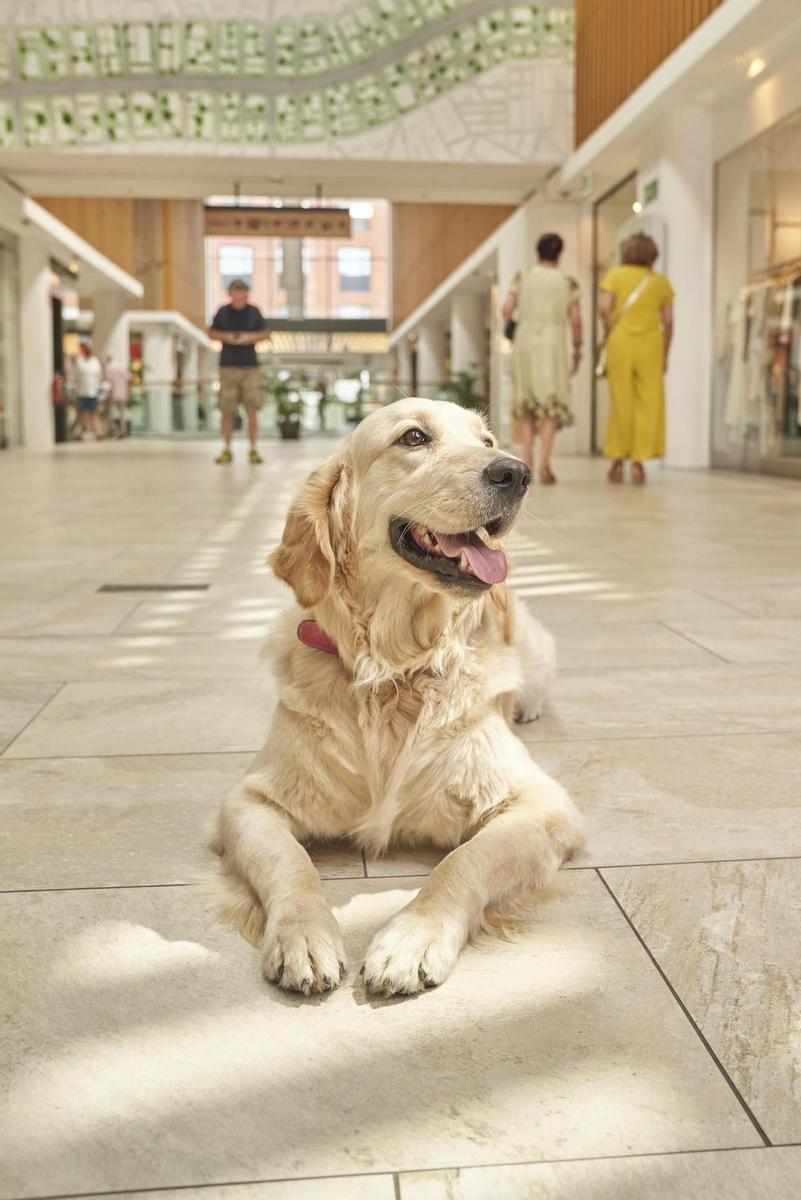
[208,279,266,464]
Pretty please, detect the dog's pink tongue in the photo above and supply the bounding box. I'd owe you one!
[436,531,508,584]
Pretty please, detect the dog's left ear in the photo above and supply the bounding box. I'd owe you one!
[269,455,345,609]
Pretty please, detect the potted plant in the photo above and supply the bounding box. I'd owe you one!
[275,382,303,440]
[439,369,485,411]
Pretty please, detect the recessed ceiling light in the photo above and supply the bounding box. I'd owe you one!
[748,57,766,79]
[632,201,642,214]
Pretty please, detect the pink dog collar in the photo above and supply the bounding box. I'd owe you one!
[297,619,339,656]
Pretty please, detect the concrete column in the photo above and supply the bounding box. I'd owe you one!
[92,289,128,364]
[655,107,714,468]
[416,321,445,398]
[450,290,485,393]
[282,238,304,318]
[141,325,174,434]
[19,237,54,451]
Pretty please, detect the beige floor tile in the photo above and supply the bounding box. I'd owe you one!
[0,633,271,684]
[365,846,446,877]
[603,859,801,1143]
[702,583,801,618]
[117,585,291,637]
[91,1178,394,1200]
[399,1147,801,1199]
[308,842,365,879]
[0,595,139,636]
[519,587,742,626]
[520,664,801,742]
[0,754,251,889]
[547,620,717,669]
[2,679,276,759]
[532,732,801,866]
[0,873,756,1198]
[0,684,62,754]
[665,616,801,664]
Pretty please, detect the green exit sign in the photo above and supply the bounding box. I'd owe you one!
[643,178,659,206]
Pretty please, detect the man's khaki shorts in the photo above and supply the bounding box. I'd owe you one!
[218,367,263,415]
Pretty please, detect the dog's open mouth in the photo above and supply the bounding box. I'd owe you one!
[390,517,508,590]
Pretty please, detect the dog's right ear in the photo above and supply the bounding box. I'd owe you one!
[269,456,345,609]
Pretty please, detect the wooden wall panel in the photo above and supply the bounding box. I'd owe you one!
[392,202,514,328]
[36,196,136,275]
[575,0,726,145]
[161,199,206,330]
[35,196,206,328]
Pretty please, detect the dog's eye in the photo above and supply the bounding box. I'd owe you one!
[483,437,495,448]
[397,427,430,448]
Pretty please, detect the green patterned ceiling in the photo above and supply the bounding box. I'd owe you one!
[0,3,573,150]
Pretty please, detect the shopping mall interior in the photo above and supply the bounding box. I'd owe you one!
[3,2,801,1198]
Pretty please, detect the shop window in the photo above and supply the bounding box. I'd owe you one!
[338,304,372,318]
[219,244,253,290]
[712,108,801,475]
[349,201,374,232]
[338,246,371,292]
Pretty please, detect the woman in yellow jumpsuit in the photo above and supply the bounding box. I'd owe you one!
[599,234,674,484]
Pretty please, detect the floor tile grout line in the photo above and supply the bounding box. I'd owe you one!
[9,725,794,763]
[694,589,765,618]
[658,621,732,664]
[594,867,773,1148]
[0,682,66,757]
[6,854,801,896]
[5,1142,774,1200]
[0,749,258,762]
[521,725,801,745]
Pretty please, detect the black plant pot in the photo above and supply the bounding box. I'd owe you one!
[278,420,301,440]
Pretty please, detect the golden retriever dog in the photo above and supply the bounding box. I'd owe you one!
[213,398,584,997]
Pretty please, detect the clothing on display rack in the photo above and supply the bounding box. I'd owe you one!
[721,266,801,453]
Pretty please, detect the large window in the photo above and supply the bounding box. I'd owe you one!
[712,109,801,476]
[337,246,371,292]
[218,244,253,290]
[205,197,389,321]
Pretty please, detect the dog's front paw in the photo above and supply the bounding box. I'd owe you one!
[262,901,346,997]
[514,688,545,724]
[363,906,466,998]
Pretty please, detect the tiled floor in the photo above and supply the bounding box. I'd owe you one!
[1,437,801,1200]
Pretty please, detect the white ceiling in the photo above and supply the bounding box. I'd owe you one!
[3,151,546,206]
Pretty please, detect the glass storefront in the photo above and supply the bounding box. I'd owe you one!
[713,109,801,477]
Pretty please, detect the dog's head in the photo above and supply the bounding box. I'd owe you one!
[271,397,530,619]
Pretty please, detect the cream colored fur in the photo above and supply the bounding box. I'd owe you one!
[213,398,584,997]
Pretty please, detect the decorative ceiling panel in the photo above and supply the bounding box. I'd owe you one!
[0,2,573,163]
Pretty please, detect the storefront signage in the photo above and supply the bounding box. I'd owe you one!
[203,205,352,239]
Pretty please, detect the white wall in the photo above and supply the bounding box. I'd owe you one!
[635,106,714,469]
[18,238,54,452]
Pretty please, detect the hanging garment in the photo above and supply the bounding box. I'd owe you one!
[723,290,749,433]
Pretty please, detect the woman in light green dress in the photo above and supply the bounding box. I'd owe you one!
[503,233,582,484]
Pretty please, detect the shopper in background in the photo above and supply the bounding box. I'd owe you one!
[502,232,582,485]
[104,354,130,438]
[75,342,104,441]
[599,233,674,485]
[208,279,267,465]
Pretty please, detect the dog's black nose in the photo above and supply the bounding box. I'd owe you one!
[483,457,531,499]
